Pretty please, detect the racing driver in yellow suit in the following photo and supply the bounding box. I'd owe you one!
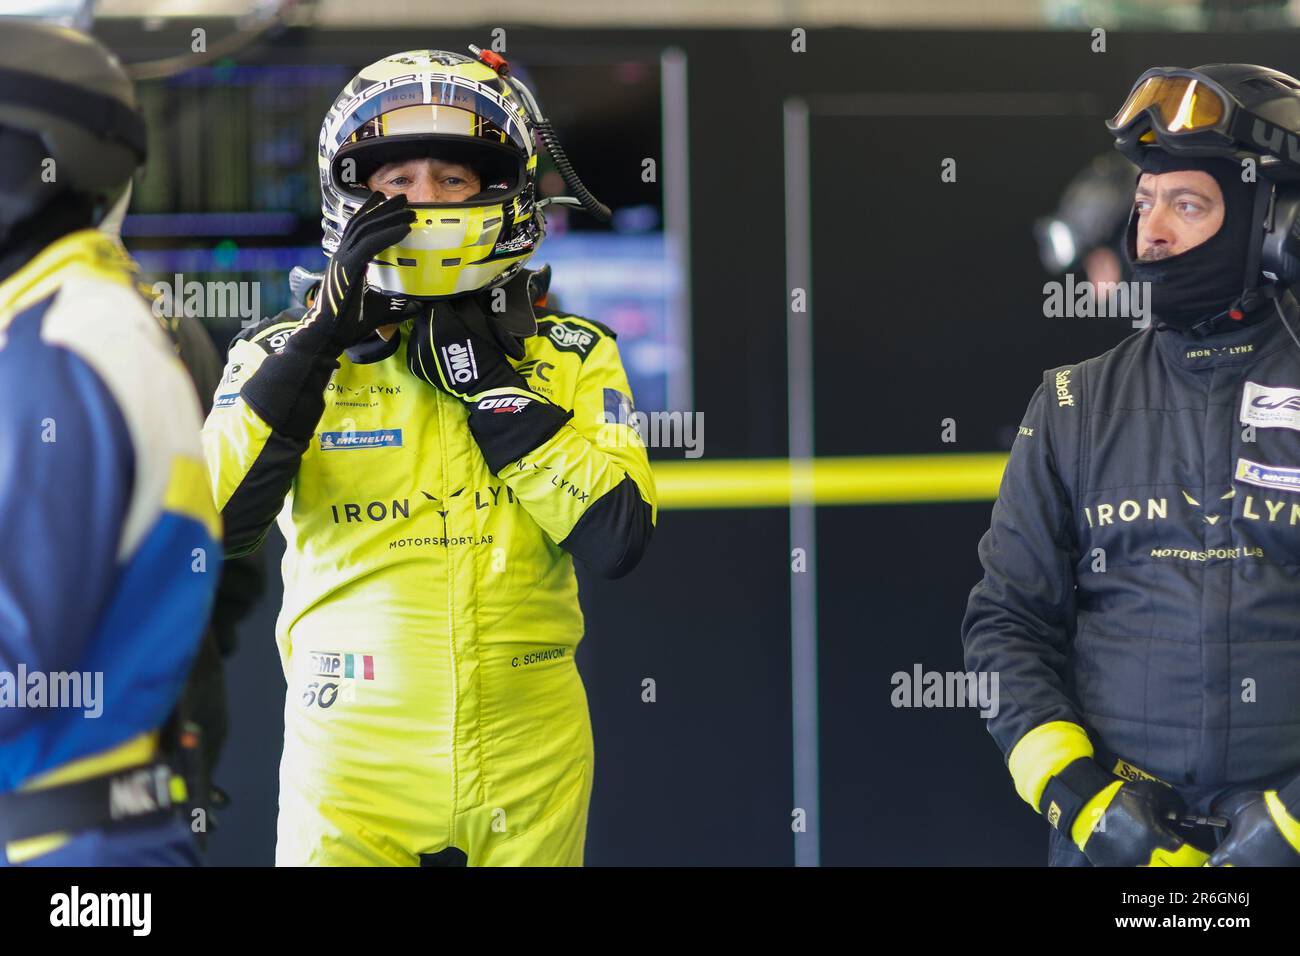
[201,47,656,866]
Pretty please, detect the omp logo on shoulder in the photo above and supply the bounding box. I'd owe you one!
[319,429,402,450]
[478,396,531,414]
[1236,457,1300,493]
[548,323,594,354]
[214,392,238,408]
[1241,382,1300,431]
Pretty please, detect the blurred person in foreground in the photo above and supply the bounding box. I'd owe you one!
[0,21,220,866]
[202,47,656,866]
[100,182,268,842]
[964,64,1300,867]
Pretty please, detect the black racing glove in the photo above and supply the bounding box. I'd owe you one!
[407,269,570,474]
[1042,758,1208,867]
[288,191,416,357]
[1205,788,1300,866]
[243,192,414,440]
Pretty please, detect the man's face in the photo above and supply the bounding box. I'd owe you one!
[1133,170,1225,261]
[365,157,480,203]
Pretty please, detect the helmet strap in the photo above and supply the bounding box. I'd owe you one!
[1191,182,1281,335]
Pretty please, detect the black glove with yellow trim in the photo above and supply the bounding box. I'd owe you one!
[242,191,414,441]
[407,268,571,474]
[1205,786,1300,866]
[1042,758,1208,867]
[289,191,415,358]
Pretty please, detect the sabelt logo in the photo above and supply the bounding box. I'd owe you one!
[1055,369,1074,407]
[441,341,477,384]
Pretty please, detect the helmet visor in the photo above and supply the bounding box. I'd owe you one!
[1108,73,1227,134]
[330,78,529,154]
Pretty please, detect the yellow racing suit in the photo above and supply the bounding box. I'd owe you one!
[202,304,656,865]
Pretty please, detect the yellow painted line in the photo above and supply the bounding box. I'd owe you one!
[652,453,1009,510]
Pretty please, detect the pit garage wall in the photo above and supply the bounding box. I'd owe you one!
[163,25,1300,865]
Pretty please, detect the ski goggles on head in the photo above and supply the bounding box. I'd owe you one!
[1106,66,1300,175]
[1108,69,1231,137]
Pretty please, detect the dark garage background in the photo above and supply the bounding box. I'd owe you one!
[93,23,1300,866]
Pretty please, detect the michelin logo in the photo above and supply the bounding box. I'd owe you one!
[1235,457,1300,494]
[319,429,403,450]
[1240,382,1300,432]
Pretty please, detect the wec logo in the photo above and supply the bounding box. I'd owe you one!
[1252,395,1300,411]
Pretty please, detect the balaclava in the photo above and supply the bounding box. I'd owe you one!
[1122,150,1259,334]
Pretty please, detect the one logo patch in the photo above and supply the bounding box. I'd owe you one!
[477,395,532,414]
[602,388,634,424]
[319,429,403,450]
[214,392,239,408]
[440,341,478,385]
[1240,382,1300,432]
[1235,457,1300,494]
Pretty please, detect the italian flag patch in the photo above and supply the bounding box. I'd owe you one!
[344,654,375,680]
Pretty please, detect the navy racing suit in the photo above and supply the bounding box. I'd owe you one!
[963,298,1300,860]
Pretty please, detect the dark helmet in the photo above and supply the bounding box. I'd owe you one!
[1108,64,1300,291]
[1109,64,1300,179]
[0,19,146,238]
